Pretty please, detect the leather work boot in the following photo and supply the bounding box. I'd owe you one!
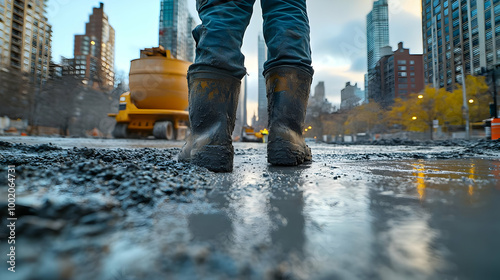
[177,71,240,172]
[266,66,312,166]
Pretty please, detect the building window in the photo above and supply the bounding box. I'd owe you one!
[397,60,407,65]
[398,72,408,77]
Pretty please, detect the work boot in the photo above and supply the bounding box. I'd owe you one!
[266,66,312,166]
[177,71,240,172]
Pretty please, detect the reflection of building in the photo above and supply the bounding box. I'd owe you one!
[341,82,366,110]
[0,0,52,83]
[62,3,115,89]
[257,35,268,128]
[368,42,424,107]
[422,0,500,90]
[366,0,389,97]
[159,0,196,62]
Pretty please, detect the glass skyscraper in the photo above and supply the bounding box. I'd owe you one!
[257,35,267,128]
[367,0,390,71]
[159,0,195,62]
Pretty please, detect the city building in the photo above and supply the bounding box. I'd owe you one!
[159,0,196,62]
[233,76,248,140]
[366,0,389,98]
[367,0,390,70]
[0,0,52,83]
[368,42,424,107]
[61,3,115,89]
[257,34,268,128]
[422,0,500,90]
[340,82,366,110]
[307,81,333,117]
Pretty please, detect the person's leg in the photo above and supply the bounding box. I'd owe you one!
[179,0,256,172]
[260,0,313,76]
[261,0,313,166]
[189,0,256,79]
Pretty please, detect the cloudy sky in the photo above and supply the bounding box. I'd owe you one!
[47,0,423,123]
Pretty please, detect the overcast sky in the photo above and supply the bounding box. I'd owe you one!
[46,0,423,123]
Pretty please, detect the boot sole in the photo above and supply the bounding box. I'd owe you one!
[192,145,234,172]
[268,140,312,166]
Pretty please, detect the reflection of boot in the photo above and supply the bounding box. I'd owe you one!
[177,71,240,172]
[266,66,312,166]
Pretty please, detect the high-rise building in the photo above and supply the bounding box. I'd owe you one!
[368,43,424,107]
[313,81,326,104]
[366,0,389,97]
[233,76,248,140]
[422,0,499,91]
[257,35,267,128]
[367,0,390,70]
[159,0,195,62]
[0,0,52,83]
[62,3,115,89]
[341,82,366,110]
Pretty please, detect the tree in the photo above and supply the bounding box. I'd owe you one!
[385,87,462,139]
[344,101,383,135]
[464,75,490,122]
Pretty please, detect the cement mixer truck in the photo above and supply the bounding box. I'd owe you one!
[109,47,191,140]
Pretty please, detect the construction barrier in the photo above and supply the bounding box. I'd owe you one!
[492,118,500,140]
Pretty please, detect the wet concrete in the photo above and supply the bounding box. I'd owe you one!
[0,137,499,279]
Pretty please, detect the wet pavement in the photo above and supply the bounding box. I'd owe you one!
[0,137,499,279]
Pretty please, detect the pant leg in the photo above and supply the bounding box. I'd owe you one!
[260,0,313,76]
[189,0,256,79]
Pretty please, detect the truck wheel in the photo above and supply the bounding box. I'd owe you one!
[112,123,128,138]
[153,121,175,140]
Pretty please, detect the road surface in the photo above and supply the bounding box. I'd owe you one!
[0,136,499,279]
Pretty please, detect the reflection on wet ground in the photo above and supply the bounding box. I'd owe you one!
[180,145,500,279]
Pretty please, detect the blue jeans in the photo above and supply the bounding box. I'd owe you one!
[189,0,313,79]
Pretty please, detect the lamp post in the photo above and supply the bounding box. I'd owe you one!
[491,66,499,119]
[460,63,470,140]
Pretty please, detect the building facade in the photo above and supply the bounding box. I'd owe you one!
[368,42,424,107]
[257,35,268,128]
[0,0,52,83]
[233,76,248,140]
[422,0,500,90]
[367,0,390,70]
[366,0,390,98]
[307,81,333,116]
[341,82,366,110]
[62,3,115,89]
[159,0,195,62]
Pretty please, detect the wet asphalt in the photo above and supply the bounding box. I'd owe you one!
[0,136,499,280]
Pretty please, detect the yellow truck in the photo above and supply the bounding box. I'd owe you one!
[109,47,191,140]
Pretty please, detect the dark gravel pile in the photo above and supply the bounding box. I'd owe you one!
[0,141,231,280]
[0,141,308,280]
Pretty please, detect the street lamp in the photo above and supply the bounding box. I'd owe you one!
[412,116,418,120]
[308,126,312,130]
[469,99,474,104]
[459,61,470,140]
[418,94,424,99]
